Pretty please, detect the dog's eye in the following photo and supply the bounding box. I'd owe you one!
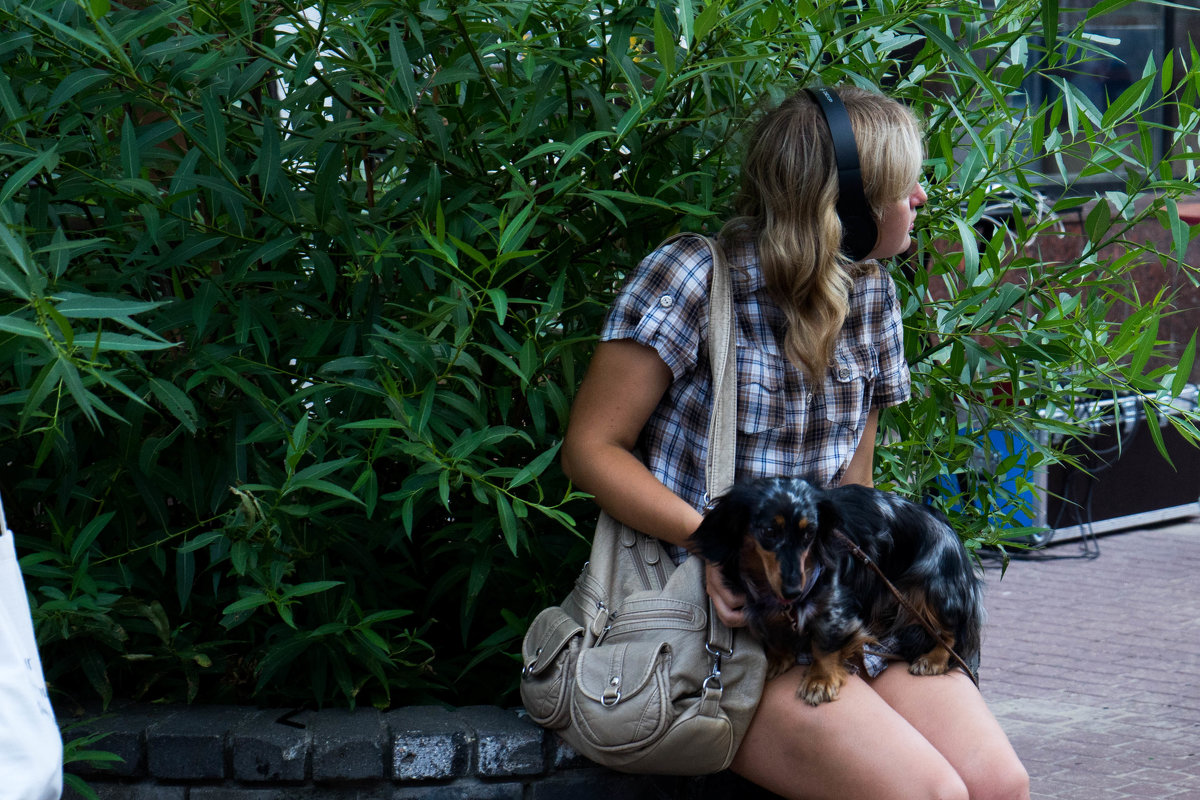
[755,525,784,545]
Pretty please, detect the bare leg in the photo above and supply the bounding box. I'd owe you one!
[731,666,969,800]
[868,668,1030,800]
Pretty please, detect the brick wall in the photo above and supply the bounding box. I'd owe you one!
[63,704,772,799]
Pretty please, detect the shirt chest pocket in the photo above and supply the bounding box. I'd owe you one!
[821,344,878,435]
[736,346,788,434]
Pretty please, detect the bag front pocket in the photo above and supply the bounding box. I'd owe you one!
[571,641,672,753]
[520,606,583,729]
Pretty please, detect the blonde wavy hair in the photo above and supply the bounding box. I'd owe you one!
[720,86,924,382]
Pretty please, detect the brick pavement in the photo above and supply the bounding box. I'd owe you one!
[979,519,1200,800]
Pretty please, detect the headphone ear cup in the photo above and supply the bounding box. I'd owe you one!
[839,212,877,262]
[805,88,878,261]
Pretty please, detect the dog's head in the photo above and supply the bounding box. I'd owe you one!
[690,476,838,603]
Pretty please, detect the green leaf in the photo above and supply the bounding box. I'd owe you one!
[70,512,115,563]
[1100,73,1155,131]
[92,332,175,352]
[554,131,613,173]
[177,532,225,554]
[222,592,272,615]
[0,147,58,207]
[148,377,199,433]
[497,494,519,555]
[1143,407,1174,469]
[48,69,110,110]
[1171,332,1196,399]
[54,293,165,318]
[1086,0,1137,21]
[120,113,139,179]
[653,6,675,77]
[1041,0,1058,58]
[389,24,417,108]
[282,580,344,599]
[694,0,724,42]
[1129,315,1159,379]
[0,315,41,337]
[176,546,195,611]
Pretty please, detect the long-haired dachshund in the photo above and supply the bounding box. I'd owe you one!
[689,476,983,705]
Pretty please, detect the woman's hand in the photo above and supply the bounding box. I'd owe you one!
[704,559,748,628]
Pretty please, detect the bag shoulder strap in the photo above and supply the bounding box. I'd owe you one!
[657,232,736,502]
[701,236,737,501]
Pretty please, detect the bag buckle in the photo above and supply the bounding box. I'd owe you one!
[703,641,731,692]
[602,675,622,706]
[520,647,543,680]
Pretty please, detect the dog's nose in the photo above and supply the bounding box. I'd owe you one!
[783,563,823,603]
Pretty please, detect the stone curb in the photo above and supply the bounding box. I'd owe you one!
[62,704,779,799]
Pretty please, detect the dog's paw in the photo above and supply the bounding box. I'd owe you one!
[909,649,951,676]
[797,671,845,705]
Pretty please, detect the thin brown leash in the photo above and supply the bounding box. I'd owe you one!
[832,530,981,688]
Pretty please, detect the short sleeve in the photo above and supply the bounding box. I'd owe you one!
[600,237,712,381]
[872,271,911,409]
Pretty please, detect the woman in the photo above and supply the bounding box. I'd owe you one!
[561,86,1030,800]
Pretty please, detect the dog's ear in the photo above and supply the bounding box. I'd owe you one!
[686,490,750,565]
[815,491,844,536]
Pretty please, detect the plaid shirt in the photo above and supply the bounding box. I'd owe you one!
[601,235,910,560]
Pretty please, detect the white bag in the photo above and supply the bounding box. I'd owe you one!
[0,494,63,800]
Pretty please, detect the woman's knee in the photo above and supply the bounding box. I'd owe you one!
[966,756,1030,800]
[916,770,969,800]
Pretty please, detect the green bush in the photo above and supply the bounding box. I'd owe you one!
[0,0,1196,710]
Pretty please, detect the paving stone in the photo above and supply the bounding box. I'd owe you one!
[390,779,524,800]
[527,768,673,800]
[89,784,187,800]
[981,521,1200,799]
[387,705,473,780]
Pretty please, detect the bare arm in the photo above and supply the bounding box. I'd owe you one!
[840,408,880,487]
[561,340,701,547]
[562,339,747,625]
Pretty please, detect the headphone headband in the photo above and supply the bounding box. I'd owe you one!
[805,88,878,261]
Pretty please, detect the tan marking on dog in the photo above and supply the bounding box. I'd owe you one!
[798,629,876,705]
[910,633,954,676]
[748,539,784,601]
[898,591,954,676]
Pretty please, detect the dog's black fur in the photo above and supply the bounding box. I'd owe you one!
[689,476,984,705]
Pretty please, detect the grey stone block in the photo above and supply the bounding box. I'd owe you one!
[387,705,473,781]
[544,732,590,771]
[311,707,386,781]
[391,779,524,800]
[231,708,311,782]
[145,705,254,780]
[461,705,545,777]
[61,704,182,777]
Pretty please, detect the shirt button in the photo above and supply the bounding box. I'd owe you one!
[836,366,851,380]
[658,295,675,309]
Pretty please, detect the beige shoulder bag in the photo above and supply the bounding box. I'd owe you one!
[519,234,766,775]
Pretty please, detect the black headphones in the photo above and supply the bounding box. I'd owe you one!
[805,88,877,261]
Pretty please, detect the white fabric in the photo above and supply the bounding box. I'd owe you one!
[0,496,63,800]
